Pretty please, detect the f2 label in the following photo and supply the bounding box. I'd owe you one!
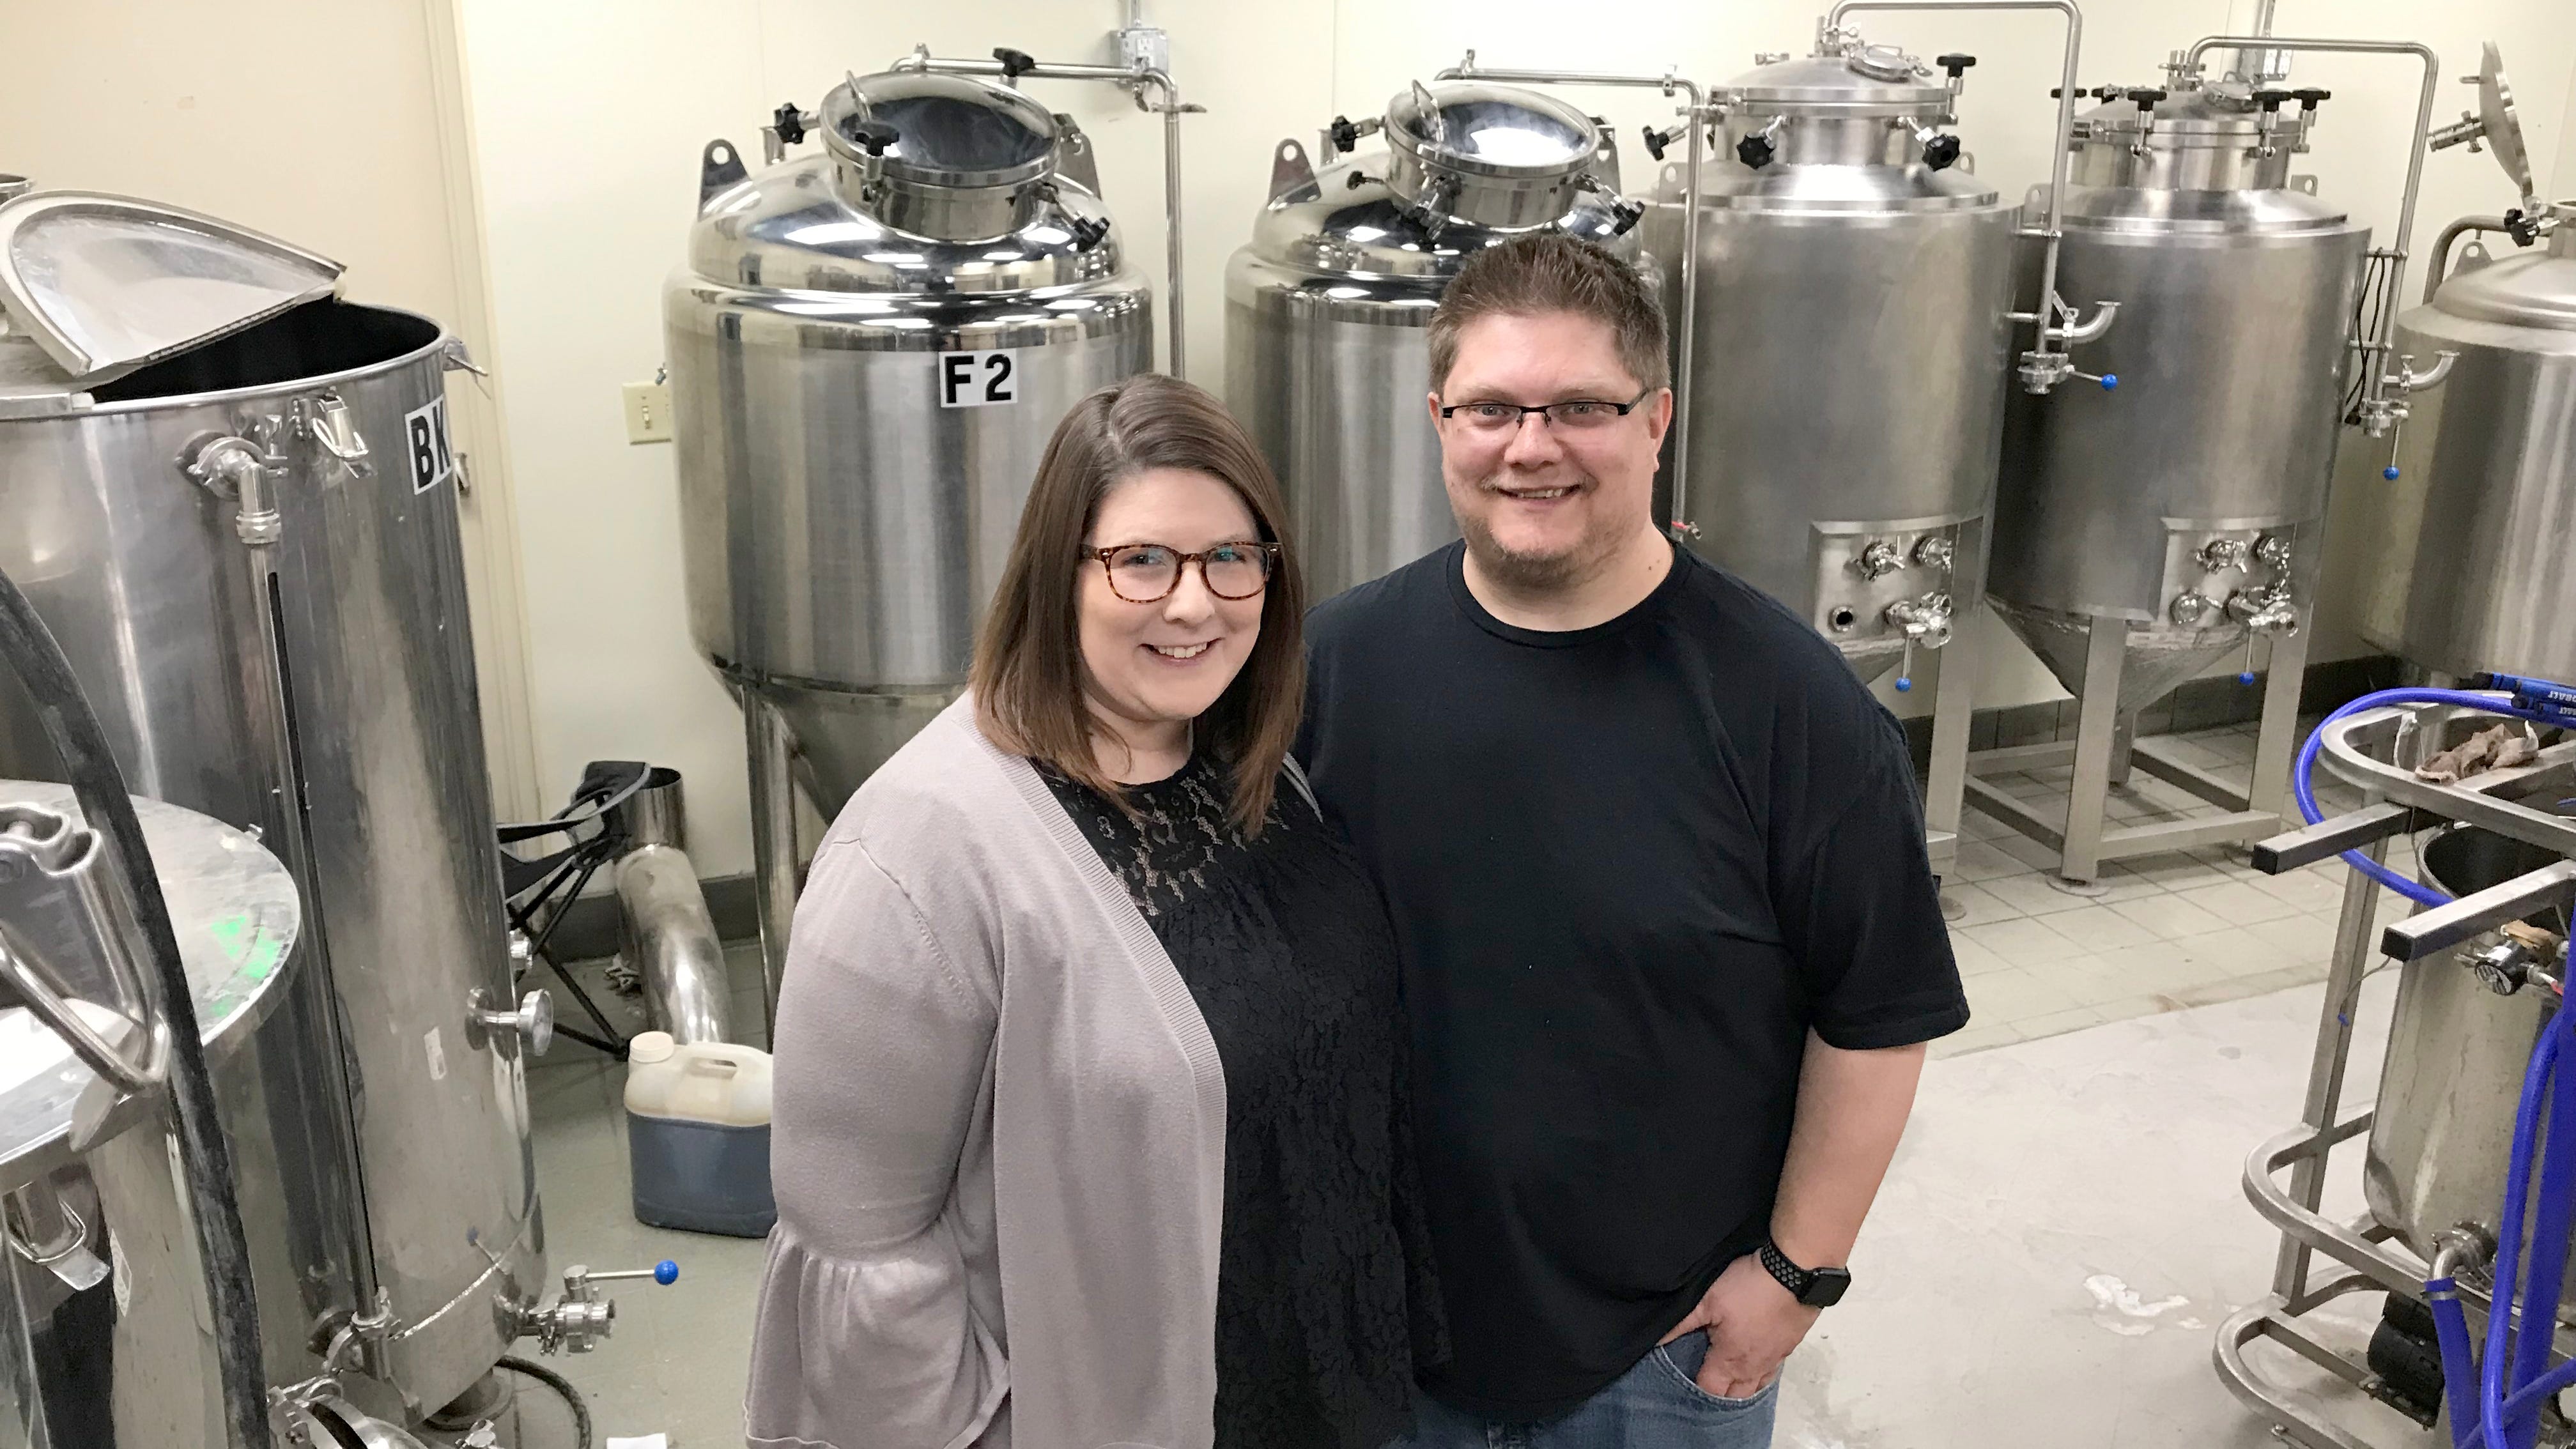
[403,395,455,494]
[938,351,1017,408]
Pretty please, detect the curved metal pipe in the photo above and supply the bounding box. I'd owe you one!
[891,49,1194,377]
[2184,36,2440,360]
[1828,2,2086,373]
[1431,57,1706,539]
[2426,215,2515,301]
[616,845,730,1046]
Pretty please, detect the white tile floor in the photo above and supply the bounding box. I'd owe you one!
[1938,721,2411,1059]
[501,723,2422,1446]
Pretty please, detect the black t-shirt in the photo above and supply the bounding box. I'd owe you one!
[1297,540,1968,1420]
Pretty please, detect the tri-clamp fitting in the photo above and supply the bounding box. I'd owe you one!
[2198,538,2251,572]
[2226,585,2300,636]
[1884,592,1955,650]
[516,1260,680,1355]
[1852,539,1904,581]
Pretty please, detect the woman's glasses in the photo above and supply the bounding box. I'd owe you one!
[1090,542,1280,603]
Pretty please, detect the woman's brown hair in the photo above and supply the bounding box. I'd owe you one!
[973,373,1307,834]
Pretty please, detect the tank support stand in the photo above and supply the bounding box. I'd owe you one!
[746,690,799,1037]
[2213,703,2576,1447]
[1964,615,2311,882]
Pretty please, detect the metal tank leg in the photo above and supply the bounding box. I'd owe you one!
[2248,627,2315,824]
[2058,617,2129,883]
[745,691,799,1037]
[2108,712,2136,788]
[1923,631,1976,873]
[2272,844,2386,1302]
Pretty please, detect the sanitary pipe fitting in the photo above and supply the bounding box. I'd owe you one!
[1852,539,1903,581]
[183,431,286,546]
[2226,585,2299,636]
[2198,538,2251,572]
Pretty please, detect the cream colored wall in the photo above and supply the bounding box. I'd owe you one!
[453,0,2576,873]
[0,0,546,820]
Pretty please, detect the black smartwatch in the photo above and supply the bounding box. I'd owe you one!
[1757,1238,1852,1308]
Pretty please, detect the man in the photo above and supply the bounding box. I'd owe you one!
[1299,233,1966,1445]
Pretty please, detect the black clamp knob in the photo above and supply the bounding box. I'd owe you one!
[1641,125,1674,162]
[2125,88,2168,111]
[993,47,1038,81]
[1922,133,1962,170]
[1328,114,1361,155]
[772,102,807,146]
[2253,88,2292,113]
[2092,86,2120,101]
[845,119,899,157]
[1066,215,1109,249]
[2506,206,2543,247]
[2290,87,2331,111]
[1608,197,1646,236]
[1736,132,1776,170]
[1936,53,1977,79]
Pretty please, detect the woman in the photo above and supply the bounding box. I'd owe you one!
[746,374,1444,1449]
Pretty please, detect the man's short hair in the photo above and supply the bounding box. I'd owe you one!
[1426,233,1670,395]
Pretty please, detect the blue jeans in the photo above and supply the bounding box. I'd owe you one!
[1391,1331,1778,1448]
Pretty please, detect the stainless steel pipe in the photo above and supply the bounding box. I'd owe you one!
[608,767,730,1046]
[617,846,730,1046]
[2182,34,2442,413]
[1431,56,1705,539]
[1828,1,2087,383]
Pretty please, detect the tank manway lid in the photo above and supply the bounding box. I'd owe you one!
[1384,82,1600,182]
[1724,49,1952,111]
[822,72,1060,190]
[0,191,343,386]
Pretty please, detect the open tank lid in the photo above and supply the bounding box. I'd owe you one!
[1384,81,1600,182]
[820,71,1060,190]
[2467,41,2536,208]
[0,191,343,386]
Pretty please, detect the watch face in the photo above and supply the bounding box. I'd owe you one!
[1805,1268,1853,1308]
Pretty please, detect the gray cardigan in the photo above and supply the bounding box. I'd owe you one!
[745,698,1229,1449]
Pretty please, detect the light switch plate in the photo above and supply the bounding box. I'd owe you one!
[624,381,674,444]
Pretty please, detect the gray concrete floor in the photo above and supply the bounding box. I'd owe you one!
[511,930,2433,1448]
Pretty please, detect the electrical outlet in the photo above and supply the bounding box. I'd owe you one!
[624,381,674,444]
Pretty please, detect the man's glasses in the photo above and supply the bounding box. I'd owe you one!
[1437,388,1656,434]
[1090,541,1281,603]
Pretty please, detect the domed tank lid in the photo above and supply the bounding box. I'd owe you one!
[0,190,343,385]
[1724,45,1952,111]
[2432,203,2576,330]
[819,71,1059,190]
[1383,81,1600,183]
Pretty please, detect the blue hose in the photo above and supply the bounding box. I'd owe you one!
[2293,687,2559,908]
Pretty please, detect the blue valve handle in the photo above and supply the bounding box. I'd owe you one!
[656,1259,680,1285]
[2099,372,2118,390]
[2238,671,2256,685]
[2384,465,2402,480]
[1893,676,1913,693]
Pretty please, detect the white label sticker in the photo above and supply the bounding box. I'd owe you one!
[403,395,455,494]
[425,1026,449,1081]
[937,350,1018,408]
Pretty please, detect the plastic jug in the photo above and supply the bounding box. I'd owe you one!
[624,1032,776,1237]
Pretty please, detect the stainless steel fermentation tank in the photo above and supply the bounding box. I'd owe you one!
[1226,79,1657,598]
[1646,17,2039,868]
[2357,46,2575,686]
[669,59,1168,1009]
[1971,37,2445,885]
[0,190,548,1434]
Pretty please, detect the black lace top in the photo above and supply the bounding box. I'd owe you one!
[1040,751,1447,1448]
